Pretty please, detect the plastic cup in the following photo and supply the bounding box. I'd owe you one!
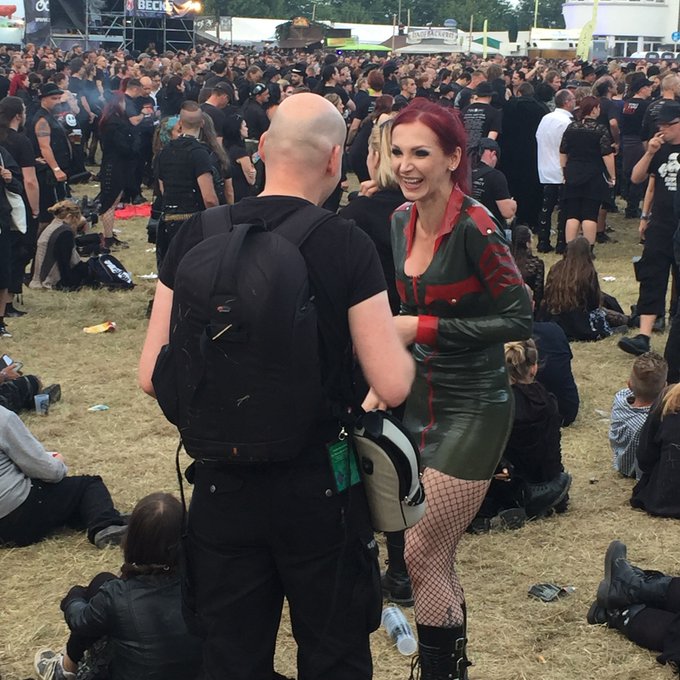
[34,393,49,416]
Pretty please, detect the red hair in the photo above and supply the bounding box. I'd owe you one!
[8,73,27,96]
[392,97,469,193]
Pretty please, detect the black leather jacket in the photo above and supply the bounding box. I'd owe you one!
[62,573,202,680]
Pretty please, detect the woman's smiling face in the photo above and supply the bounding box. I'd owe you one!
[390,120,460,203]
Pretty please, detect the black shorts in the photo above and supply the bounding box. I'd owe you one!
[636,237,678,316]
[562,196,601,223]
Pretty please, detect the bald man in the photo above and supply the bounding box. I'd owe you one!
[154,101,219,266]
[139,93,414,680]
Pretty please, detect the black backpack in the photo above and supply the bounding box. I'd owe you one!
[152,203,335,463]
[88,253,135,289]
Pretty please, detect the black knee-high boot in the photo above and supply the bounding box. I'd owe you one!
[411,623,470,680]
[382,530,413,606]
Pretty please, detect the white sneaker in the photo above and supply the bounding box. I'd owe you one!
[34,649,75,680]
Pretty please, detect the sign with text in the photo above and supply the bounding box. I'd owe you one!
[125,0,201,18]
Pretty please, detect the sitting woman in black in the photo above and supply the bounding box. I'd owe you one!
[29,200,93,291]
[631,383,680,518]
[512,225,544,316]
[539,237,626,341]
[471,339,572,531]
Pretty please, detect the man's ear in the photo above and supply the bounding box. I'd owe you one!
[258,133,267,163]
[327,144,341,178]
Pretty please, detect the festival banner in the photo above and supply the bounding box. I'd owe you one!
[126,0,201,18]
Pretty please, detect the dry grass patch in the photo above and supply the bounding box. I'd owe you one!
[1,194,678,680]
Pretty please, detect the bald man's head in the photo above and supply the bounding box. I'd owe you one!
[262,93,346,176]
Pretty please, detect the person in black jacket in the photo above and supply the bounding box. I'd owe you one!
[34,493,203,680]
[471,339,572,531]
[587,540,680,674]
[630,383,680,518]
[157,75,185,117]
[97,93,138,250]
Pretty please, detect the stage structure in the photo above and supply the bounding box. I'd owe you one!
[40,0,200,51]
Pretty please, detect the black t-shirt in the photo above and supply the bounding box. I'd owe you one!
[462,102,502,150]
[201,103,227,140]
[597,97,618,135]
[619,98,651,138]
[159,196,387,401]
[649,142,680,231]
[320,84,349,106]
[227,143,251,202]
[471,163,511,224]
[2,128,36,169]
[641,96,673,142]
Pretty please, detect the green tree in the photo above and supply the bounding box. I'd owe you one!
[515,0,565,30]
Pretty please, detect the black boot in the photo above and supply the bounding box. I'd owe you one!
[382,530,414,607]
[524,472,572,519]
[411,624,470,680]
[597,540,672,610]
[587,600,645,632]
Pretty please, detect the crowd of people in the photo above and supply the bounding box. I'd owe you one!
[0,38,679,680]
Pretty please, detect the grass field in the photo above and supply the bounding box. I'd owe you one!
[1,188,679,680]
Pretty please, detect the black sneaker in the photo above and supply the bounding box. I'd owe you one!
[131,194,147,205]
[104,236,129,251]
[653,316,666,333]
[536,241,554,253]
[618,334,650,356]
[381,569,414,607]
[42,384,61,404]
[555,241,566,255]
[0,324,11,338]
[93,524,128,548]
[596,232,617,244]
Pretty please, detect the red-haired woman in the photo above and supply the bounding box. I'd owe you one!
[374,98,532,678]
[97,92,138,250]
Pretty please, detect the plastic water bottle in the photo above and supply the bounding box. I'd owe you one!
[382,605,417,655]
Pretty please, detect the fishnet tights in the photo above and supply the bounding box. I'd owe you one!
[405,468,490,627]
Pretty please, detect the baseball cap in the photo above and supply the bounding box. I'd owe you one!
[212,82,231,96]
[250,83,267,97]
[657,100,680,123]
[629,77,653,94]
[478,137,501,155]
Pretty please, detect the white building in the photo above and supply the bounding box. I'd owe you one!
[562,0,680,56]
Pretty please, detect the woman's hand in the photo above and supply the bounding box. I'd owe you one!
[359,179,379,197]
[362,387,387,412]
[394,315,418,346]
[1,168,11,183]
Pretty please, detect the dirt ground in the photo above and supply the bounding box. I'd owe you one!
[1,189,679,680]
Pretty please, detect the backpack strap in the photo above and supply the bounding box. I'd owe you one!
[274,204,337,248]
[201,204,233,240]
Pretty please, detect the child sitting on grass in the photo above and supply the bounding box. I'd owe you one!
[34,492,202,680]
[470,339,572,532]
[609,352,667,479]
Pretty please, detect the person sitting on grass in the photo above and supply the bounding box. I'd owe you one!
[470,339,572,532]
[609,351,667,479]
[0,360,60,414]
[0,404,126,548]
[539,237,628,341]
[588,540,680,673]
[34,492,203,680]
[630,380,680,518]
[29,200,95,291]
